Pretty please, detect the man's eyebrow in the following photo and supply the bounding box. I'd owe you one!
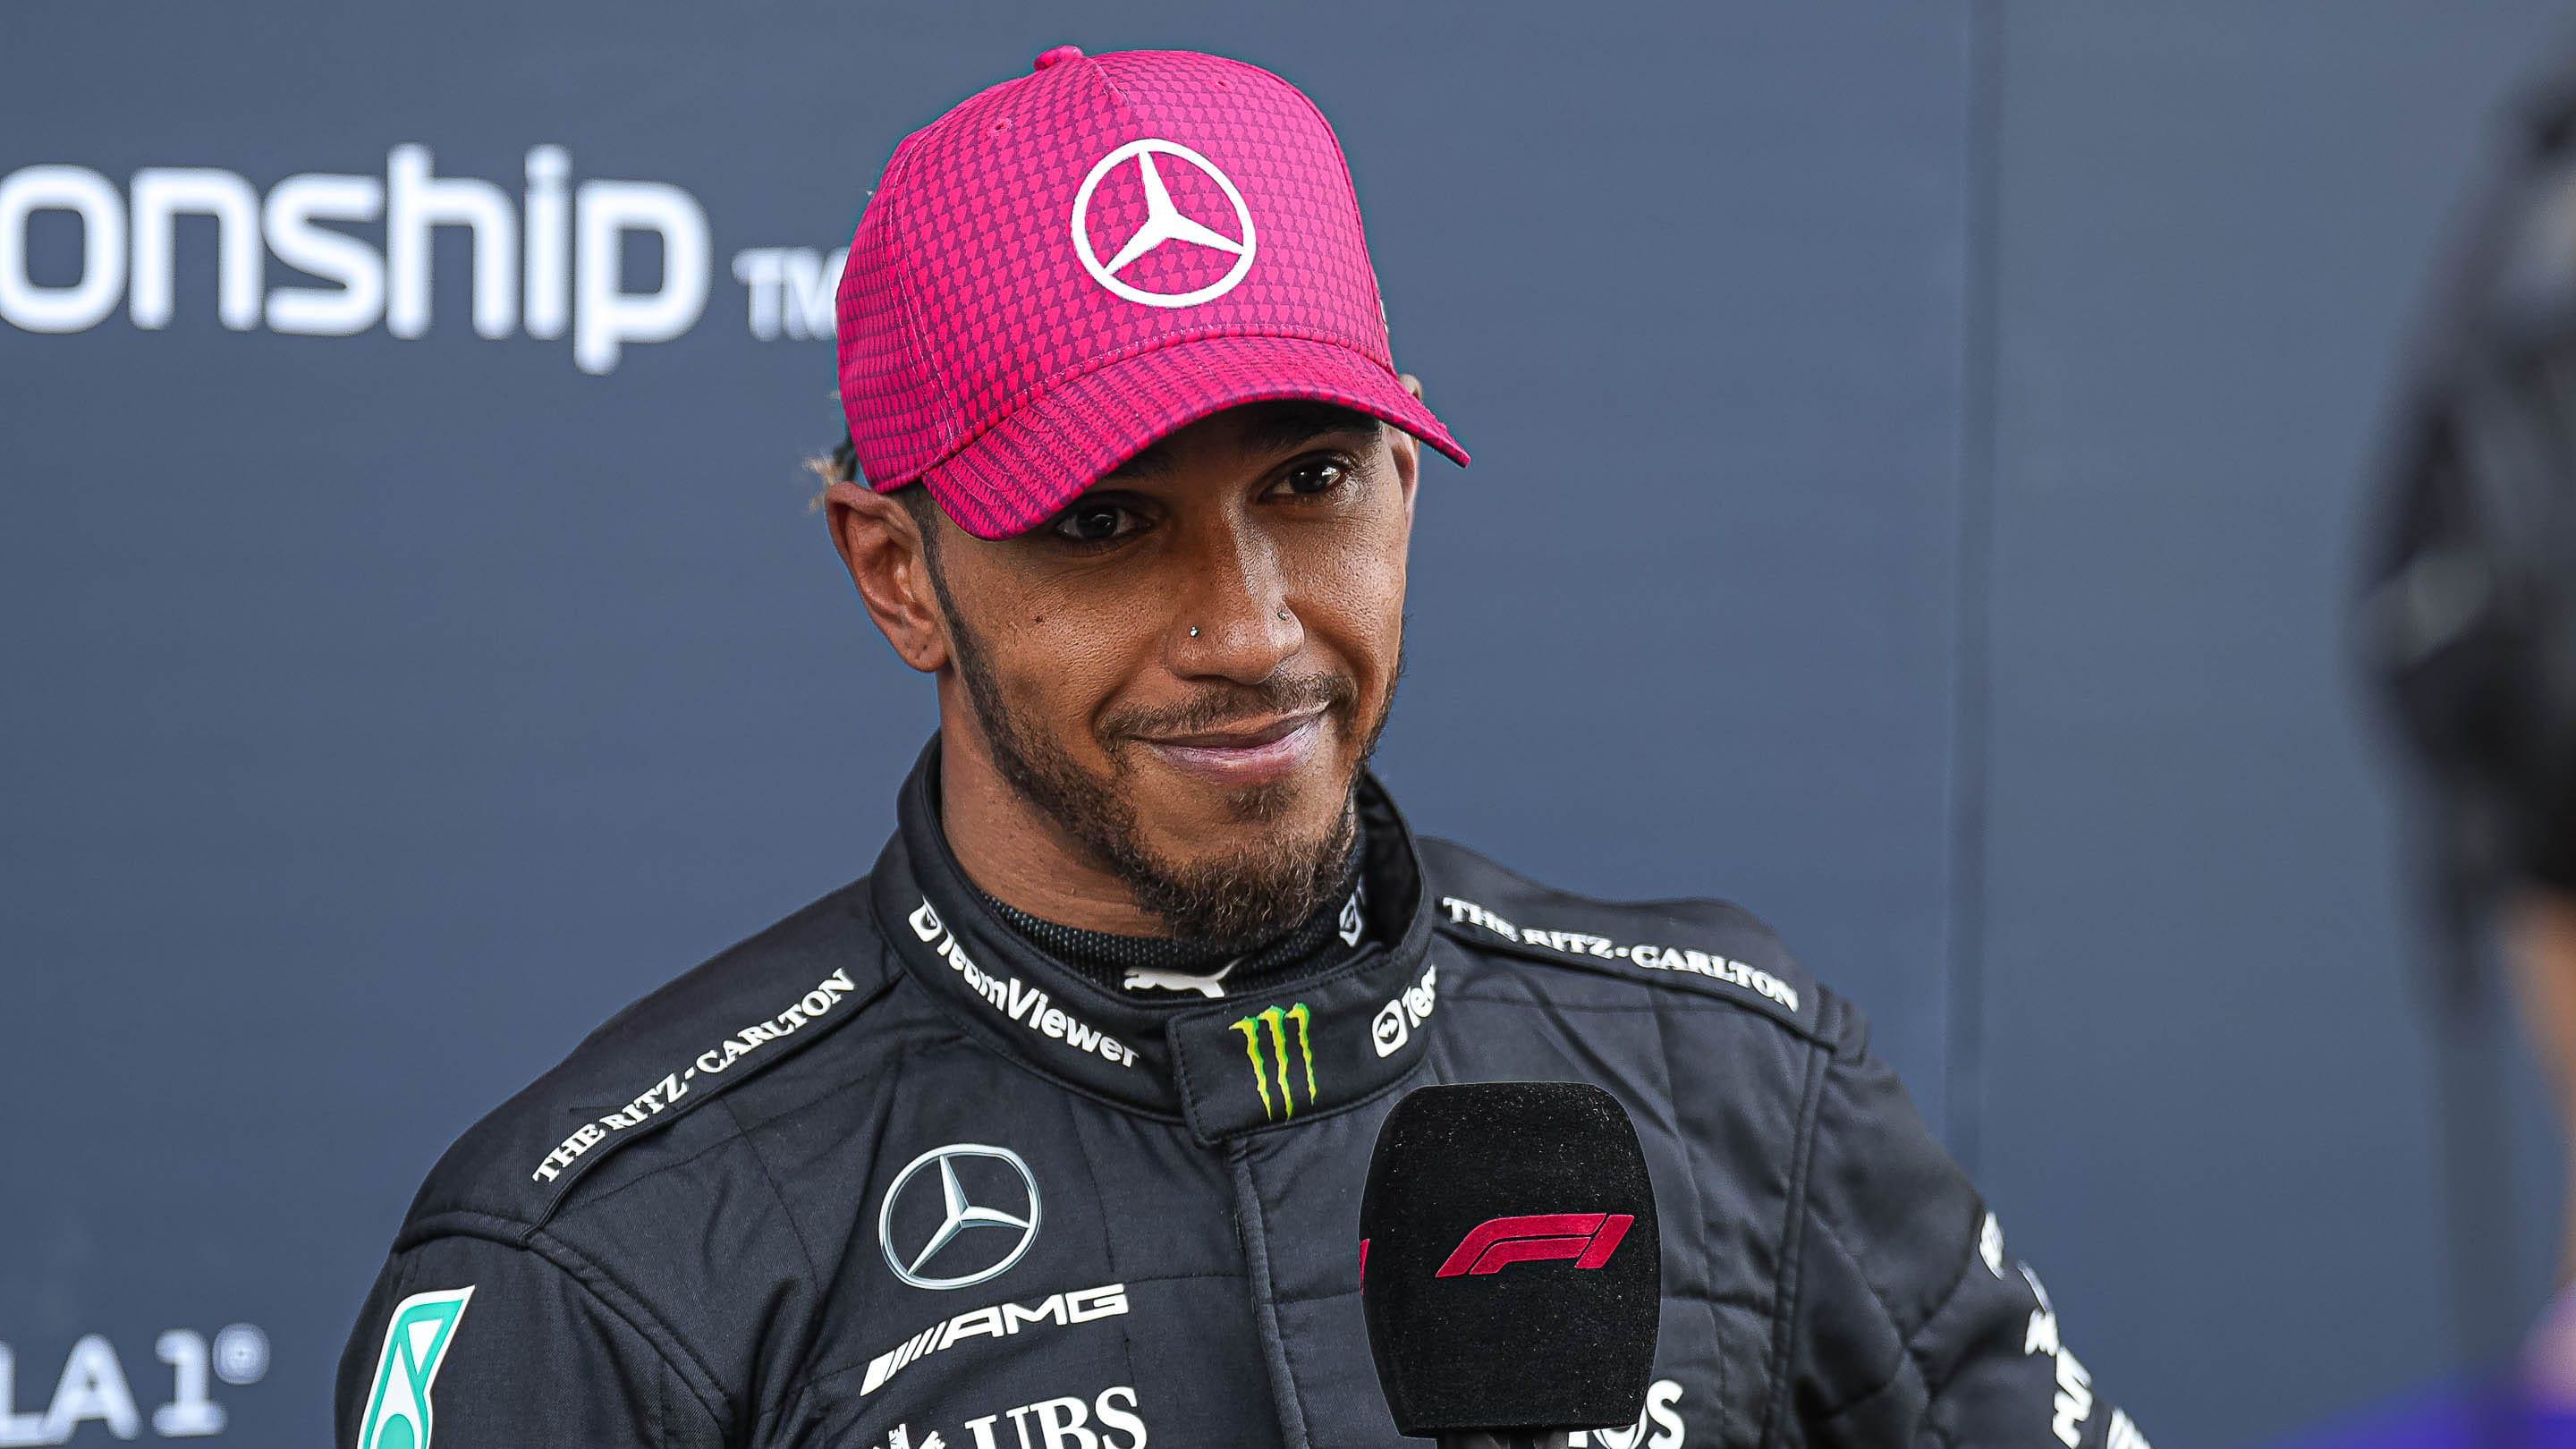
[1099,404,1383,481]
[1235,403,1383,456]
[1103,441,1175,479]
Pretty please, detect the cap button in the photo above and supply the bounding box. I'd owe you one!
[1033,45,1083,72]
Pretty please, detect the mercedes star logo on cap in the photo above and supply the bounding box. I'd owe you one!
[1071,138,1258,308]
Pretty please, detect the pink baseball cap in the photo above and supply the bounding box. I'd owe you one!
[835,46,1470,539]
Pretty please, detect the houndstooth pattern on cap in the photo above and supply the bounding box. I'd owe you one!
[835,49,1464,538]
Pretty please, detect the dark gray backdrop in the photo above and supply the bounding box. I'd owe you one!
[4,3,2564,1444]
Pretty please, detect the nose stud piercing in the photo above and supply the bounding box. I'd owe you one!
[1187,614,1286,637]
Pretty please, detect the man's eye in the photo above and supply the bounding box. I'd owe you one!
[1051,503,1139,545]
[1275,460,1350,497]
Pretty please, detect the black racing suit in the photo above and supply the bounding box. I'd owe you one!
[337,745,2145,1449]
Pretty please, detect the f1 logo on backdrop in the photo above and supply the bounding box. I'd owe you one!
[0,1324,269,1445]
[1436,1213,1635,1278]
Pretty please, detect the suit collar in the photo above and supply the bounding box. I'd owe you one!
[869,737,1440,1142]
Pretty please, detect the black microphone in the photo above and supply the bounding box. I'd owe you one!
[1359,1081,1661,1449]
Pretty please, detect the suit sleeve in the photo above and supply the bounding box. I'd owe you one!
[1788,1029,2149,1449]
[335,1232,724,1449]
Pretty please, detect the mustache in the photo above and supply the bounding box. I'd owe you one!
[1101,672,1356,741]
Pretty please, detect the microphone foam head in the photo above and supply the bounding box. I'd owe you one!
[1359,1080,1661,1436]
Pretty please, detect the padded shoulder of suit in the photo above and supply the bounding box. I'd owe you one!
[1417,835,1838,1043]
[394,879,896,1242]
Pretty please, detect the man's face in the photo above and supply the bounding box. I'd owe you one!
[920,402,1418,943]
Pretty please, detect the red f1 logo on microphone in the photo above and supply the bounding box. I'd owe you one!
[1436,1212,1635,1277]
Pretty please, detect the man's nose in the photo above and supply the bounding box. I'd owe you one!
[1165,518,1303,684]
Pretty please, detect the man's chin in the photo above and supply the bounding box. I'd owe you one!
[1123,796,1359,945]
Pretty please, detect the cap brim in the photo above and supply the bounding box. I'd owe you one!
[914,334,1469,540]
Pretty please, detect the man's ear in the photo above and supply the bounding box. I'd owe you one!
[825,480,952,674]
[1393,373,1427,521]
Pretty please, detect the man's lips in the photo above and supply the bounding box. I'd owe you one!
[1138,709,1328,786]
[1150,711,1320,750]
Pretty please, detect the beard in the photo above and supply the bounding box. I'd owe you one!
[940,597,1395,947]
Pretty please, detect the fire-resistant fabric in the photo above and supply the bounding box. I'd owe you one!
[335,741,2146,1449]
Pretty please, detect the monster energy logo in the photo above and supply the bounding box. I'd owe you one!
[1233,1002,1317,1120]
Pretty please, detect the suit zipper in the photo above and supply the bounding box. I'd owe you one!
[1227,1140,1311,1449]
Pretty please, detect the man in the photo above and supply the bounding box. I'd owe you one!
[338,47,2140,1449]
[2343,60,2576,1445]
